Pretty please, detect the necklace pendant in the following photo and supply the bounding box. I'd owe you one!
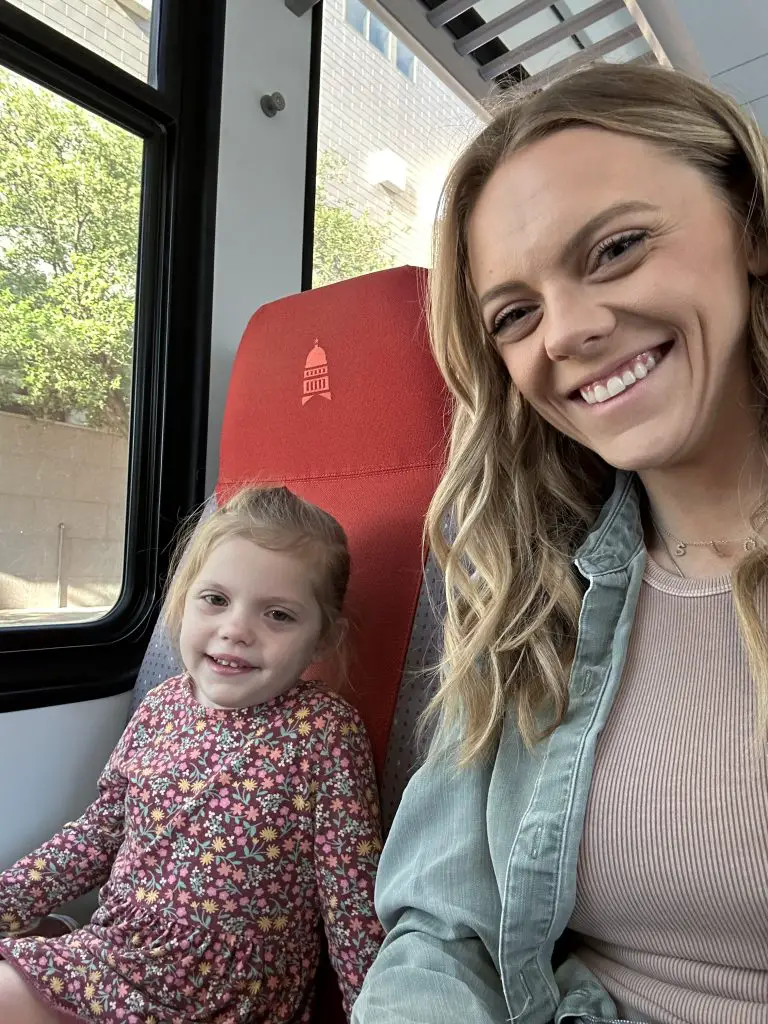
[745,536,757,552]
[675,542,687,556]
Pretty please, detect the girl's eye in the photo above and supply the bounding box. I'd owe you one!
[591,230,648,270]
[489,304,538,341]
[266,610,295,624]
[201,593,227,607]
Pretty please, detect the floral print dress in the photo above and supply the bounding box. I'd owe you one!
[0,676,384,1024]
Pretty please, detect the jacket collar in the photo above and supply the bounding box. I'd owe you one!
[574,471,645,577]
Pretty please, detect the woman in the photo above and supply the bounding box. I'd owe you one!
[352,63,768,1024]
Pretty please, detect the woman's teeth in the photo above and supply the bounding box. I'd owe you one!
[580,351,658,406]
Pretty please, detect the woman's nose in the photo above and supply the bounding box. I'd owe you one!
[542,284,616,362]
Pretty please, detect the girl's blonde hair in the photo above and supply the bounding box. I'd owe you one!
[163,486,350,646]
[426,62,768,766]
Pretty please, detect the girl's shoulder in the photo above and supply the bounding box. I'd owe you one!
[284,681,365,729]
[134,673,190,717]
[119,675,191,751]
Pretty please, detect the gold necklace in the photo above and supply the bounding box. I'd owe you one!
[653,524,686,578]
[651,517,760,558]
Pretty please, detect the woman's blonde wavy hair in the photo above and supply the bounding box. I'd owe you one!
[425,62,768,766]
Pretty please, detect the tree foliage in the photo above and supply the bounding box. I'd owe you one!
[0,68,141,434]
[312,151,395,287]
[0,73,395,434]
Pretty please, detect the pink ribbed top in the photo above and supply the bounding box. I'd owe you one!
[570,556,768,1024]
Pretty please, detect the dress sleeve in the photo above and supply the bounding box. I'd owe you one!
[313,705,385,1020]
[0,710,138,935]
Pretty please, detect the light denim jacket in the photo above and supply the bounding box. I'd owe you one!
[353,472,648,1024]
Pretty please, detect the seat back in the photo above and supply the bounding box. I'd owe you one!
[217,265,447,772]
[132,266,449,1020]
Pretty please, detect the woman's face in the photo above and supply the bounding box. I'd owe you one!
[467,127,766,472]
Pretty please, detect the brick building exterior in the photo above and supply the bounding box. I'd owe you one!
[317,0,481,265]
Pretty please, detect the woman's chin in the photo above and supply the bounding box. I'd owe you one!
[593,431,685,475]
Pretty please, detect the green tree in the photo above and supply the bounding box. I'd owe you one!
[312,151,395,287]
[0,68,141,434]
[0,78,395,433]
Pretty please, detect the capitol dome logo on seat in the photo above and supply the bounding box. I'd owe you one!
[302,339,332,405]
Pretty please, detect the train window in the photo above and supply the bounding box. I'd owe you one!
[315,0,485,286]
[4,0,156,84]
[0,65,140,629]
[0,1,223,709]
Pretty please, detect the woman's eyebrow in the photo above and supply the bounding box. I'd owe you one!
[478,200,660,312]
[559,200,660,266]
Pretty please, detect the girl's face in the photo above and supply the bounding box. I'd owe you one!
[468,127,767,473]
[179,536,328,710]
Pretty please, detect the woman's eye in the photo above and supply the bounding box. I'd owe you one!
[592,230,648,270]
[202,593,227,607]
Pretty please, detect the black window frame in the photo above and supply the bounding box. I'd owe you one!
[0,0,225,712]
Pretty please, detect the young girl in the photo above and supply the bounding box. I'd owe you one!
[0,486,384,1024]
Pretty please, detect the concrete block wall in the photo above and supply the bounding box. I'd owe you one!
[0,413,127,611]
